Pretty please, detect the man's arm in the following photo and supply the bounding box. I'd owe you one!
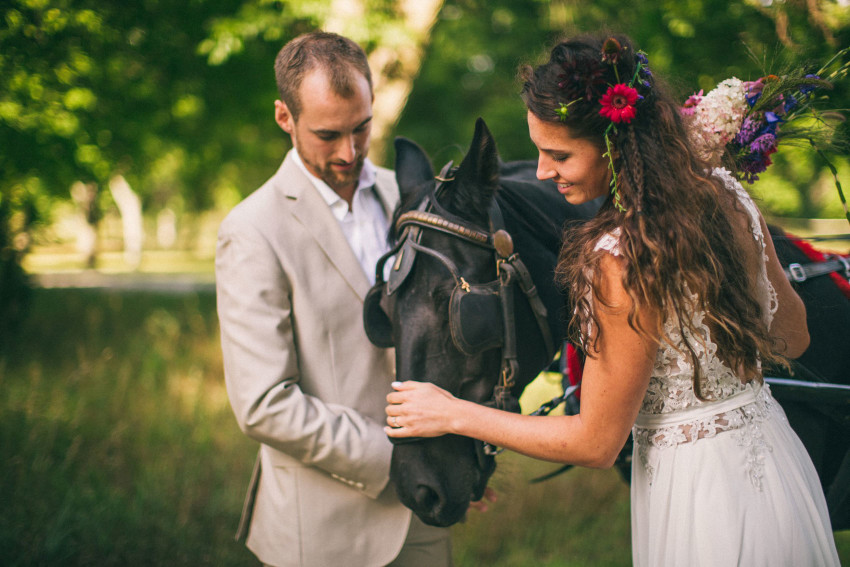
[216,222,392,499]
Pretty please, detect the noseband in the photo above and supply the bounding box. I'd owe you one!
[364,162,555,452]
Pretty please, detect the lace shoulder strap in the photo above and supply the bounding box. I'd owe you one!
[711,167,778,323]
[711,167,765,248]
[593,227,622,256]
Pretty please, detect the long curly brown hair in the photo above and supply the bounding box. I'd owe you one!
[520,33,789,398]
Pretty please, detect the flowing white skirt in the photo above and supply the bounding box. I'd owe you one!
[631,383,840,566]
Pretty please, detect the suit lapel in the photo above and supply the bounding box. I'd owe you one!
[373,167,400,219]
[277,153,372,300]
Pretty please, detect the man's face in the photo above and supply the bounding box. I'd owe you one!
[275,69,373,199]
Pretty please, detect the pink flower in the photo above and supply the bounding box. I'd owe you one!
[681,89,704,116]
[599,84,639,123]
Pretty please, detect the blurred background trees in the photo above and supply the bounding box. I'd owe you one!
[1,0,848,329]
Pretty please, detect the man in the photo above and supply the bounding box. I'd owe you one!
[216,32,452,566]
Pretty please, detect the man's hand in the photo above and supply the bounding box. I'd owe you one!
[468,486,497,513]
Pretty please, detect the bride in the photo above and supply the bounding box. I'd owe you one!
[385,33,840,565]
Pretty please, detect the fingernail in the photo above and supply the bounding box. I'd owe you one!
[391,381,402,388]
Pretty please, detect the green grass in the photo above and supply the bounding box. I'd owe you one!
[1,289,255,566]
[1,288,847,566]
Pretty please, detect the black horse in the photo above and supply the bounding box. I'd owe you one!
[364,118,596,526]
[765,226,850,530]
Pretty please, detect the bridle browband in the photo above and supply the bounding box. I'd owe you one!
[370,161,555,456]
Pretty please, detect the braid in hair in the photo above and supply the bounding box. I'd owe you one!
[622,127,646,213]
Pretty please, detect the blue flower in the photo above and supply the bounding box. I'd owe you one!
[762,111,785,133]
[784,94,798,112]
[746,92,762,107]
[800,75,820,96]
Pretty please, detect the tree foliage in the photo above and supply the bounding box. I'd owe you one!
[0,0,847,326]
[0,0,288,212]
[396,0,849,171]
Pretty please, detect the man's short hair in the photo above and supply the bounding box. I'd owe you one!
[274,31,373,121]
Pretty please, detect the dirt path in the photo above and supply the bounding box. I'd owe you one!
[32,271,215,293]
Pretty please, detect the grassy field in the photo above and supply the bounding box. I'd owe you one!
[1,288,847,566]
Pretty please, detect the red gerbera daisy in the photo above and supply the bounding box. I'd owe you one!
[599,84,639,124]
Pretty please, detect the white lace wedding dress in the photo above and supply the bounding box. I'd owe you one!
[597,169,839,566]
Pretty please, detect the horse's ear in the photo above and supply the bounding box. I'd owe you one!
[394,137,434,203]
[456,117,500,201]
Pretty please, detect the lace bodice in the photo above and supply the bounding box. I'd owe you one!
[595,169,781,487]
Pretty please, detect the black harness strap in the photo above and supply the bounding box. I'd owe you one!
[375,161,564,457]
[785,255,850,283]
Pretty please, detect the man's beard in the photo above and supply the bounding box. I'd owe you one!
[302,150,365,194]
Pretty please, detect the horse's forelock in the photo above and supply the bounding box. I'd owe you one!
[442,177,497,229]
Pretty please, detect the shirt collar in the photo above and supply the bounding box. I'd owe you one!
[292,149,378,216]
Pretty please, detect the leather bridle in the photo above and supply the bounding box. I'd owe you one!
[365,162,555,453]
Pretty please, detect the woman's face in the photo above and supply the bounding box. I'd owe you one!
[527,111,610,205]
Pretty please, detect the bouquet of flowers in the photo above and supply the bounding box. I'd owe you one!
[682,48,849,223]
[684,70,834,183]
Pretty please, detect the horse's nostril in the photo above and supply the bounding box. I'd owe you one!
[414,485,441,510]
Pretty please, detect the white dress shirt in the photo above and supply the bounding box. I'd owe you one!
[292,150,391,285]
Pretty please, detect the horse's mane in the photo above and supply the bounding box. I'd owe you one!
[497,160,599,254]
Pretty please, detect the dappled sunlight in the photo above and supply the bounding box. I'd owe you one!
[519,370,567,416]
[168,365,232,418]
[455,454,631,566]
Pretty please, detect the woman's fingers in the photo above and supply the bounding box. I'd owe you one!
[384,381,455,438]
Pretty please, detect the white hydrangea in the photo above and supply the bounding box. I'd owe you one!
[689,78,748,163]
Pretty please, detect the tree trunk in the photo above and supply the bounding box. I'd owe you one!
[324,0,445,165]
[108,175,144,269]
[70,181,100,270]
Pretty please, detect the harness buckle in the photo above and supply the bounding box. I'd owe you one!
[787,263,807,283]
[482,442,503,456]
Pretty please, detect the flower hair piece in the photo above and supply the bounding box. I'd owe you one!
[553,38,652,212]
[554,38,651,212]
[600,41,651,212]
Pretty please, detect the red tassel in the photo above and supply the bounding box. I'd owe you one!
[566,343,584,399]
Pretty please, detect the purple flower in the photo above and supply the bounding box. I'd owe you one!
[749,133,777,154]
[739,152,773,183]
[735,116,761,145]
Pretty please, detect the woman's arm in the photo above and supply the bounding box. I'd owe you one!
[385,253,658,468]
[757,213,810,358]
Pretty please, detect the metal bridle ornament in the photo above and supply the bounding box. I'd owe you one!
[363,162,556,457]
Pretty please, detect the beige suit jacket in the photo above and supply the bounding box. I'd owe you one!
[216,152,411,567]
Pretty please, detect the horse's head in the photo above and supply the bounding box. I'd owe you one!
[364,118,564,526]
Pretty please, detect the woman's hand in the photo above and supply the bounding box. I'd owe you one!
[385,381,460,438]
